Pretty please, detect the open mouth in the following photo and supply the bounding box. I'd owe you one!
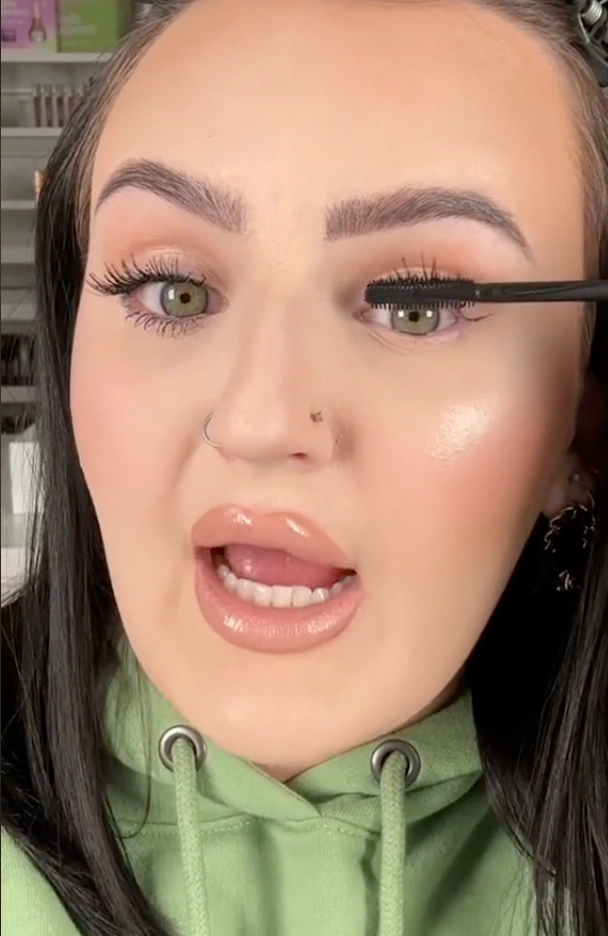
[194,545,363,654]
[210,546,358,609]
[191,506,364,653]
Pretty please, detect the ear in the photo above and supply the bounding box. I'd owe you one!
[541,458,590,519]
[541,374,605,519]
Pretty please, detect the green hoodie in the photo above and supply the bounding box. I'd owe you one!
[2,643,534,936]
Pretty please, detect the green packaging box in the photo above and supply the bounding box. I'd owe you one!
[58,0,130,53]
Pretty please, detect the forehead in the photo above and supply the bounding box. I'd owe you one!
[91,0,583,260]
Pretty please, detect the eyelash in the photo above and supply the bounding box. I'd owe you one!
[87,256,484,339]
[362,260,488,329]
[87,256,214,338]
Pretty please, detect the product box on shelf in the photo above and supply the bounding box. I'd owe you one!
[1,0,58,52]
[57,0,129,53]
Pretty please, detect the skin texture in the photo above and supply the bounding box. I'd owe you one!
[71,0,589,779]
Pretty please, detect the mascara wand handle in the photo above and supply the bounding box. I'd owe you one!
[481,280,608,303]
[364,278,608,308]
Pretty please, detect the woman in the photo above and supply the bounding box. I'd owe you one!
[2,1,607,934]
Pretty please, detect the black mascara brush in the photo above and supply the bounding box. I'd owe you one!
[365,277,608,308]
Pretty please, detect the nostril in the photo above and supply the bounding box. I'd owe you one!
[159,726,207,772]
[370,739,421,787]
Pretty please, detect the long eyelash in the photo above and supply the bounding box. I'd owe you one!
[122,310,201,338]
[87,256,207,296]
[371,259,489,322]
[86,256,210,338]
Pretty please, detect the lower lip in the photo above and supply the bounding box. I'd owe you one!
[193,548,364,653]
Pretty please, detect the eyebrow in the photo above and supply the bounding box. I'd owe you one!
[95,159,247,235]
[96,159,532,259]
[325,186,532,258]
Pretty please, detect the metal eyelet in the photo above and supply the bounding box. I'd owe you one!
[370,739,421,787]
[159,725,207,772]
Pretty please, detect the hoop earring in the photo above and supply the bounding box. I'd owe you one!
[201,413,220,449]
[543,495,596,592]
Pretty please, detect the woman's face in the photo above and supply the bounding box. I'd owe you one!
[72,0,587,777]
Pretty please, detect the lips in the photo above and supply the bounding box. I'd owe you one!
[191,505,354,569]
[191,505,363,654]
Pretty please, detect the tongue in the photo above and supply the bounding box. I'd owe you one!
[223,544,343,589]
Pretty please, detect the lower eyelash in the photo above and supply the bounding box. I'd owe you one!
[124,309,205,338]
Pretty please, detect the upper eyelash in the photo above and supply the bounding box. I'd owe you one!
[369,259,466,298]
[368,260,489,323]
[86,256,209,296]
[87,257,465,301]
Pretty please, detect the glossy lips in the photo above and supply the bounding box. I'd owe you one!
[191,506,363,653]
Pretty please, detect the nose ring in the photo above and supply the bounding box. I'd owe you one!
[201,413,221,448]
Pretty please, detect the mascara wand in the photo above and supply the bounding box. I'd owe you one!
[365,278,608,308]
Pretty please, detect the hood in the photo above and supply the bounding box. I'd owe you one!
[102,639,484,936]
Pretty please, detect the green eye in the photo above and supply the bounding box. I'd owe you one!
[160,281,209,317]
[391,306,440,335]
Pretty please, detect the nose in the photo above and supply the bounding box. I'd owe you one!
[202,301,341,469]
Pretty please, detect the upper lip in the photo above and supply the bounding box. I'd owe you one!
[191,505,354,569]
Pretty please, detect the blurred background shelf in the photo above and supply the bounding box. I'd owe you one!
[1,199,36,210]
[1,514,29,596]
[1,508,31,596]
[1,246,35,264]
[1,288,36,327]
[1,386,36,405]
[1,510,29,549]
[1,126,61,137]
[1,51,111,65]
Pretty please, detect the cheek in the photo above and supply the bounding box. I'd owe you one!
[362,339,578,580]
[70,312,185,539]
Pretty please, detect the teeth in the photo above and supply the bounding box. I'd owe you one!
[292,585,313,607]
[310,588,330,603]
[251,582,273,607]
[236,578,254,602]
[214,562,355,608]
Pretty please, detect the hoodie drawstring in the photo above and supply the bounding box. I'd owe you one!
[163,728,421,936]
[170,735,212,936]
[373,737,421,936]
[377,751,408,936]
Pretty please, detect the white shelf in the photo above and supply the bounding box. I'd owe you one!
[1,547,27,596]
[1,126,61,138]
[1,200,36,211]
[1,290,36,323]
[1,512,30,595]
[1,51,111,65]
[1,246,34,264]
[1,510,30,549]
[1,386,36,405]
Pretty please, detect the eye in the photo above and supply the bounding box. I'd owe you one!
[138,279,211,318]
[390,306,446,335]
[365,302,459,336]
